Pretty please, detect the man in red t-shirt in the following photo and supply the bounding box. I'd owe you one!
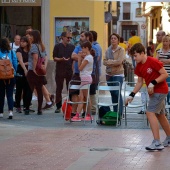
[126,43,170,151]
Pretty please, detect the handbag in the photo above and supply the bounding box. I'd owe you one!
[0,53,14,80]
[35,45,46,76]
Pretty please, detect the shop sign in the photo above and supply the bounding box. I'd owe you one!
[0,0,41,6]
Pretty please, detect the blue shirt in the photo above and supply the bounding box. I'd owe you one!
[93,41,102,76]
[0,50,18,75]
[73,45,82,74]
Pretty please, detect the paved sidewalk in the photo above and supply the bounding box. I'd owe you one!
[0,99,170,170]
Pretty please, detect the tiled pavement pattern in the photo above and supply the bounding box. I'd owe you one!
[0,126,170,170]
[0,78,170,170]
[0,99,170,170]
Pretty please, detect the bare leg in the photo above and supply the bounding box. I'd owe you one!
[77,92,84,114]
[83,89,91,114]
[146,111,160,140]
[157,114,170,136]
[42,85,51,102]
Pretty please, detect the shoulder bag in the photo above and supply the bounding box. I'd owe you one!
[35,45,46,76]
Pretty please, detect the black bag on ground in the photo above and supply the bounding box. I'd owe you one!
[99,106,110,119]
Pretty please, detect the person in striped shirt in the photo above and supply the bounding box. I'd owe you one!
[156,35,170,106]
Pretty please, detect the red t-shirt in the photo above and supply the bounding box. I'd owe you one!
[135,57,168,94]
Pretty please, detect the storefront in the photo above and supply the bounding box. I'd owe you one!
[0,0,42,41]
[0,0,105,58]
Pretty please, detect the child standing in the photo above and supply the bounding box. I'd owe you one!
[126,43,170,151]
[71,41,94,121]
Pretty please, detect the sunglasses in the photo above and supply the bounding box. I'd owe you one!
[65,37,72,39]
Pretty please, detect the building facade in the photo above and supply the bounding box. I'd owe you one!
[0,0,106,59]
[117,1,146,46]
[143,2,170,44]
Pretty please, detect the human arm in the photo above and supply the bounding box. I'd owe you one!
[11,50,18,72]
[125,77,143,105]
[105,48,125,66]
[147,67,168,95]
[32,53,38,73]
[158,58,170,65]
[78,52,88,71]
[16,51,28,76]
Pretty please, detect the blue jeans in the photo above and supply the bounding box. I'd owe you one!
[0,78,15,113]
[106,75,123,116]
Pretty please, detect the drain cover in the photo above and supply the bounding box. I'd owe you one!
[89,147,131,152]
[90,148,113,151]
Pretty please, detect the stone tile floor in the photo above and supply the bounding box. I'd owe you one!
[0,101,170,170]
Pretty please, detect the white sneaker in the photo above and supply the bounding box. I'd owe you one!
[32,95,37,101]
[145,140,164,151]
[8,112,13,119]
[163,137,170,147]
[0,113,3,118]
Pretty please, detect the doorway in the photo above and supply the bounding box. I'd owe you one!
[0,6,41,41]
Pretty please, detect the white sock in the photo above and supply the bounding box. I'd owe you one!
[47,102,52,105]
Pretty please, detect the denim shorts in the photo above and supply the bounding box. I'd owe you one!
[147,93,167,114]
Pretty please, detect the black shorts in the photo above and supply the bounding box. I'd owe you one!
[69,73,81,97]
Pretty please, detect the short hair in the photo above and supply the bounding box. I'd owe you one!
[84,31,93,43]
[131,30,136,36]
[90,30,97,41]
[109,33,120,42]
[130,43,145,55]
[60,32,67,37]
[162,35,170,42]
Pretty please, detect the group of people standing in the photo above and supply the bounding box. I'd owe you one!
[0,28,54,119]
[0,27,170,151]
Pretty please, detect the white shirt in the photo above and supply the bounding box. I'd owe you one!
[80,54,93,76]
[10,42,20,52]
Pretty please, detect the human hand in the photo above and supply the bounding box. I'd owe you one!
[148,82,155,95]
[125,96,133,106]
[63,57,70,61]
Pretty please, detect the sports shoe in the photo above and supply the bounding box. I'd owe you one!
[0,113,3,118]
[163,137,170,147]
[37,110,42,115]
[71,113,76,118]
[85,114,93,121]
[55,108,61,113]
[16,108,22,113]
[23,108,35,112]
[138,110,144,114]
[32,95,37,101]
[8,112,13,119]
[71,113,81,122]
[24,110,30,115]
[42,103,53,110]
[145,140,164,151]
[50,94,55,105]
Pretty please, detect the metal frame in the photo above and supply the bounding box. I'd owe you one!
[96,81,121,127]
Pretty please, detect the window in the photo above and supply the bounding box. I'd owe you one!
[123,2,131,20]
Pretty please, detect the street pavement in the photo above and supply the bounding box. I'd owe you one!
[0,87,170,170]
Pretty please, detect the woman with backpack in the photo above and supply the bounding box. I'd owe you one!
[0,37,18,119]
